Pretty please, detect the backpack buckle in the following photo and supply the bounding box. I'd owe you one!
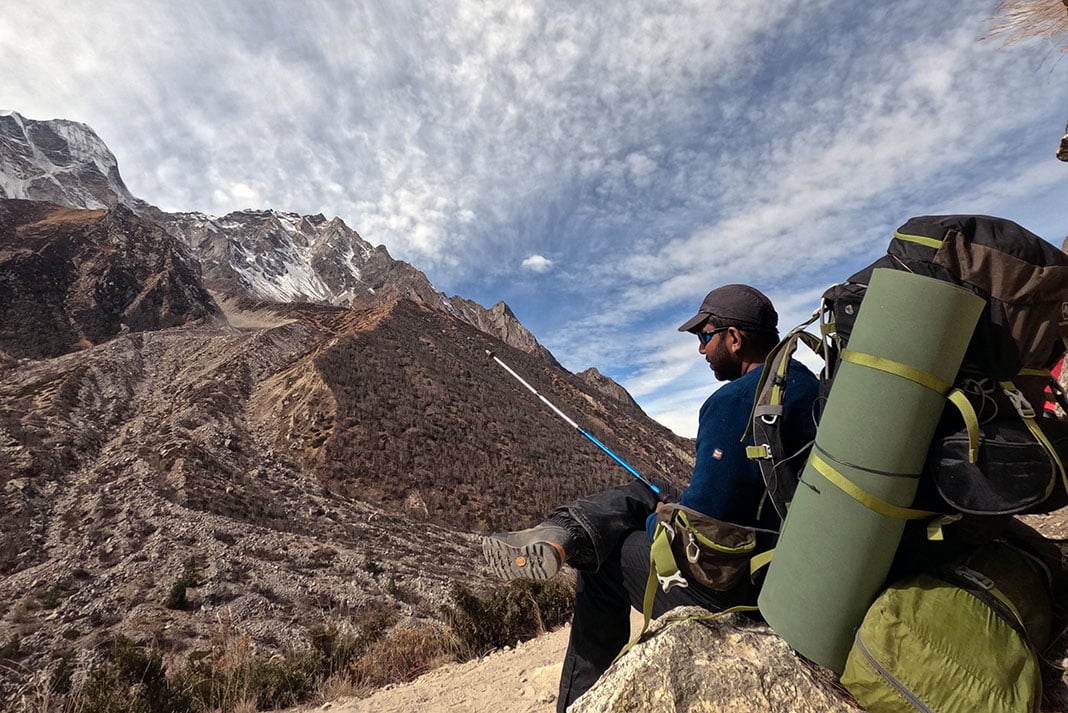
[658,570,689,593]
[1001,383,1036,419]
[746,444,772,460]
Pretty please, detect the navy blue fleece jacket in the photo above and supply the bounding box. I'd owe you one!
[647,360,819,538]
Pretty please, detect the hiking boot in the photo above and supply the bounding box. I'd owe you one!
[482,524,572,581]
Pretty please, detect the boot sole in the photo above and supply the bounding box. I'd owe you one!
[482,536,561,581]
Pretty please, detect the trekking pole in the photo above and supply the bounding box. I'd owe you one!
[486,350,661,496]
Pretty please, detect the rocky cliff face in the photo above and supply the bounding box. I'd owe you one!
[446,296,561,368]
[0,200,221,360]
[155,209,445,307]
[0,111,140,210]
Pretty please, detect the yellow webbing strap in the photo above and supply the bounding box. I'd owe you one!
[617,522,681,662]
[649,522,680,579]
[1000,380,1066,500]
[840,349,951,395]
[893,230,943,249]
[809,451,936,520]
[746,444,771,459]
[770,331,821,407]
[946,388,981,462]
[615,565,662,661]
[770,339,796,408]
[749,548,774,575]
[925,514,961,541]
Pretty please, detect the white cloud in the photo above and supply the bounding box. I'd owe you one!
[521,254,554,273]
[212,181,261,210]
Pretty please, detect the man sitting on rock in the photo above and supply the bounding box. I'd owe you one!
[482,284,820,710]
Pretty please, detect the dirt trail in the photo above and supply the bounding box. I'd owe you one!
[297,611,645,713]
[320,625,568,713]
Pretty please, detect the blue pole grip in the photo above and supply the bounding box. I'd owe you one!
[579,429,661,495]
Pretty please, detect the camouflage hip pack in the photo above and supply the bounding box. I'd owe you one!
[649,503,758,593]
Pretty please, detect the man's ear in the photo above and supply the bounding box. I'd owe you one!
[725,326,745,352]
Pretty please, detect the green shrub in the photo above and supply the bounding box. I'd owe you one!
[174,612,397,711]
[164,557,201,610]
[443,577,574,658]
[79,636,192,713]
[178,646,319,711]
[164,581,189,611]
[37,586,67,610]
[306,614,392,676]
[0,635,20,662]
[49,649,76,694]
[347,625,455,692]
[360,555,384,576]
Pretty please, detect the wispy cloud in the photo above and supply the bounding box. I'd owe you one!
[3,0,1065,436]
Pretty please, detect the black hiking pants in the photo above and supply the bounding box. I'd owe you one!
[553,479,754,711]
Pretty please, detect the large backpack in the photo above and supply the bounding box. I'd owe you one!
[839,540,1054,713]
[747,214,1068,521]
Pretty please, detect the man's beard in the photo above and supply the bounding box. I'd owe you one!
[707,341,742,381]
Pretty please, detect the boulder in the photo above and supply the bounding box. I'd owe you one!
[570,609,862,713]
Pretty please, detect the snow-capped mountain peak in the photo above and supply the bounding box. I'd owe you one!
[0,110,137,209]
[0,111,557,364]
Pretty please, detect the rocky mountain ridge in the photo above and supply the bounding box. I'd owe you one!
[0,111,558,368]
[0,200,222,360]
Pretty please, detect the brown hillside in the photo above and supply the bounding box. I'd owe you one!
[0,296,695,706]
[248,298,692,534]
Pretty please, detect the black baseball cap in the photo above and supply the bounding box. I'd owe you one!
[677,284,779,333]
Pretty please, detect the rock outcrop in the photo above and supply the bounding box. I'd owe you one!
[570,610,862,713]
[447,296,561,368]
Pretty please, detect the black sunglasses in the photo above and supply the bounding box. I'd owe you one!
[697,326,730,345]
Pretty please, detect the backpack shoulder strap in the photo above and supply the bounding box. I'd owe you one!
[744,313,822,520]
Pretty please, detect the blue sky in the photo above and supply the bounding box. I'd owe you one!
[3,1,1066,437]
